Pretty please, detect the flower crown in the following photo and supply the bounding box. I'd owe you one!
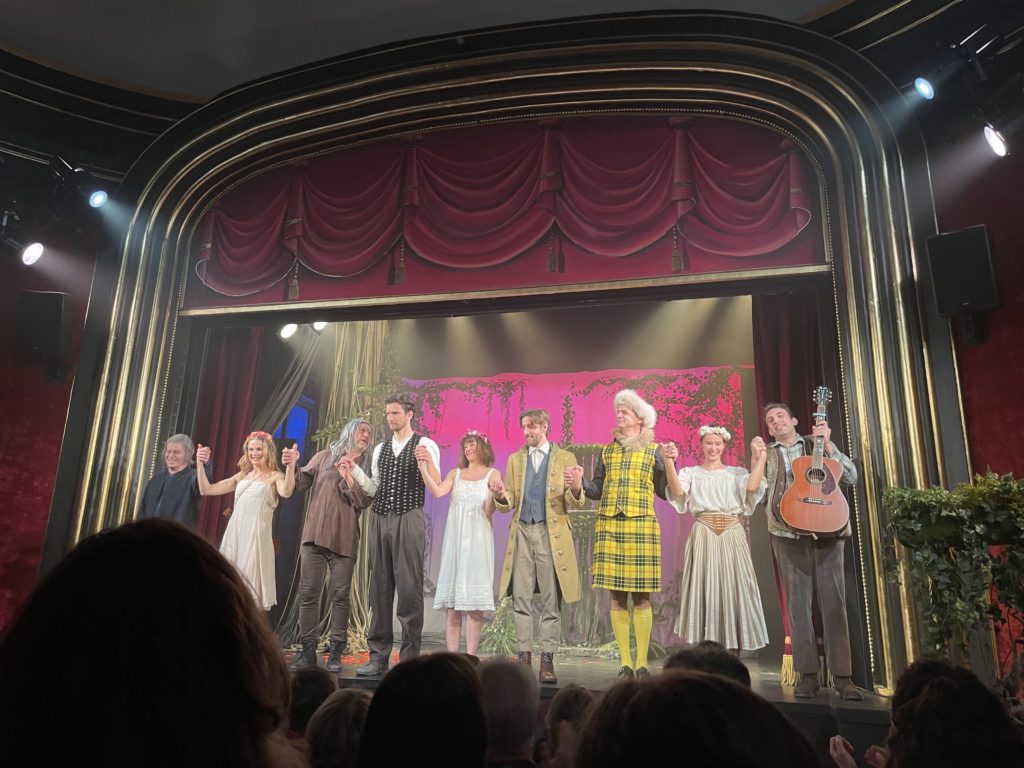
[464,429,489,444]
[246,430,274,443]
[698,425,732,441]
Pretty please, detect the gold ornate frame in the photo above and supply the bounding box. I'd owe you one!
[50,13,969,693]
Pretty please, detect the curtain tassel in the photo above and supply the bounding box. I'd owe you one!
[287,263,300,300]
[395,240,406,284]
[671,227,684,273]
[388,240,406,285]
[547,229,557,273]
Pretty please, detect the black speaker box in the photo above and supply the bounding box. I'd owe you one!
[15,290,71,359]
[926,225,1000,317]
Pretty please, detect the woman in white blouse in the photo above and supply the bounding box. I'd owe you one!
[667,425,769,653]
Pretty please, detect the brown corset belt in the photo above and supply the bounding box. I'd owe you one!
[694,513,740,535]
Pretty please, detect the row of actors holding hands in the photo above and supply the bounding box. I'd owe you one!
[142,388,859,698]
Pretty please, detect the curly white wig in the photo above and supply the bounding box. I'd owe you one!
[613,389,657,430]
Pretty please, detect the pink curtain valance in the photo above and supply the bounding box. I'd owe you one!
[192,115,816,297]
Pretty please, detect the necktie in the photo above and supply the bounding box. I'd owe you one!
[531,448,542,473]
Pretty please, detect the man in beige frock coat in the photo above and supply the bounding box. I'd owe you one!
[489,408,585,684]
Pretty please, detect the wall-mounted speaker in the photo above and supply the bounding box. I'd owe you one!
[15,290,71,360]
[925,224,1000,317]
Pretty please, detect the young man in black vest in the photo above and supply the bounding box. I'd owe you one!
[348,396,440,676]
[760,402,862,700]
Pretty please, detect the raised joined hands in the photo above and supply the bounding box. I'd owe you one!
[280,443,300,466]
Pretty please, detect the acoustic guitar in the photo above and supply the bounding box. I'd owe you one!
[779,386,850,535]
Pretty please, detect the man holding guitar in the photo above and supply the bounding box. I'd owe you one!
[760,393,862,701]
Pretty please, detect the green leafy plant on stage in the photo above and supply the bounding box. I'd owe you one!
[481,598,518,656]
[883,472,1024,687]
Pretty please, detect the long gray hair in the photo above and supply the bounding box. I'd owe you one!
[328,418,373,464]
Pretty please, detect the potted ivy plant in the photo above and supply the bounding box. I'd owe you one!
[883,472,1024,690]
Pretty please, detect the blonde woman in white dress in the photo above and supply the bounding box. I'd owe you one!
[197,431,297,610]
[666,425,769,653]
[415,430,500,656]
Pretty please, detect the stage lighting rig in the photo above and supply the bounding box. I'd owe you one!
[49,155,108,216]
[979,66,1024,156]
[1,209,45,265]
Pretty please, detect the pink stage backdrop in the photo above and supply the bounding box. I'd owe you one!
[405,365,750,648]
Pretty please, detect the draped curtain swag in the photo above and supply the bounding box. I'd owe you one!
[194,116,816,298]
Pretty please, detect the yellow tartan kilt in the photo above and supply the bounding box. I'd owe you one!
[592,513,662,592]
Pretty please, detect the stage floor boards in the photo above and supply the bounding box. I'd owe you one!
[290,640,891,767]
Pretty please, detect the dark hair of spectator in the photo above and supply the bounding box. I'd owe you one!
[289,666,337,734]
[358,652,486,768]
[663,647,752,687]
[887,659,1024,768]
[546,683,596,759]
[0,518,292,768]
[576,670,817,768]
[306,688,372,768]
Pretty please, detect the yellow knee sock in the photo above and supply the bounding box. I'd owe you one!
[633,607,653,670]
[610,609,633,668]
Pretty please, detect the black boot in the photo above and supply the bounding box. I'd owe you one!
[288,638,319,671]
[326,639,346,672]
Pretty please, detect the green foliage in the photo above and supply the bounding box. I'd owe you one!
[311,383,390,444]
[884,472,1024,670]
[481,598,517,656]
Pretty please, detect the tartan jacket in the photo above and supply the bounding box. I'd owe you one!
[583,429,668,517]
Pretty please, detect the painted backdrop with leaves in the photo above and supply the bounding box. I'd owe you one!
[404,366,753,650]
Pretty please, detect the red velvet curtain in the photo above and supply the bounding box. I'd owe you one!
[193,327,264,542]
[752,289,823,671]
[193,116,814,297]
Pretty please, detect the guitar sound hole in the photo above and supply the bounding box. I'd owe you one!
[806,468,826,484]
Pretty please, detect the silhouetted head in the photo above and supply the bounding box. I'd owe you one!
[0,518,292,768]
[359,653,486,768]
[577,670,816,768]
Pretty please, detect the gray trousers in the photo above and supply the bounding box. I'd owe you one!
[297,543,355,644]
[771,534,853,677]
[367,509,425,665]
[513,521,562,653]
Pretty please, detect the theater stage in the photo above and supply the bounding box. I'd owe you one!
[288,641,891,767]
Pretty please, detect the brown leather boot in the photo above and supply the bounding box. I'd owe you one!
[518,650,532,668]
[794,672,820,698]
[539,652,558,684]
[834,677,863,701]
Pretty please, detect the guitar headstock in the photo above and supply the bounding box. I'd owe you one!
[812,386,832,422]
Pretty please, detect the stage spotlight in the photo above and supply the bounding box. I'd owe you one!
[1,210,44,264]
[984,123,1009,156]
[914,77,936,100]
[312,321,328,332]
[20,242,44,265]
[49,155,109,213]
[279,323,298,339]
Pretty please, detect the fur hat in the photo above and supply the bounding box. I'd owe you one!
[613,389,657,430]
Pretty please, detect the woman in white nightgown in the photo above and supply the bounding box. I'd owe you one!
[416,430,500,656]
[198,431,297,611]
[667,425,769,652]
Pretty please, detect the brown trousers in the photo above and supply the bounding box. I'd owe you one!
[366,508,425,666]
[771,534,853,677]
[297,543,355,644]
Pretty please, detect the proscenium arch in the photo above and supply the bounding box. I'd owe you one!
[47,12,970,693]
